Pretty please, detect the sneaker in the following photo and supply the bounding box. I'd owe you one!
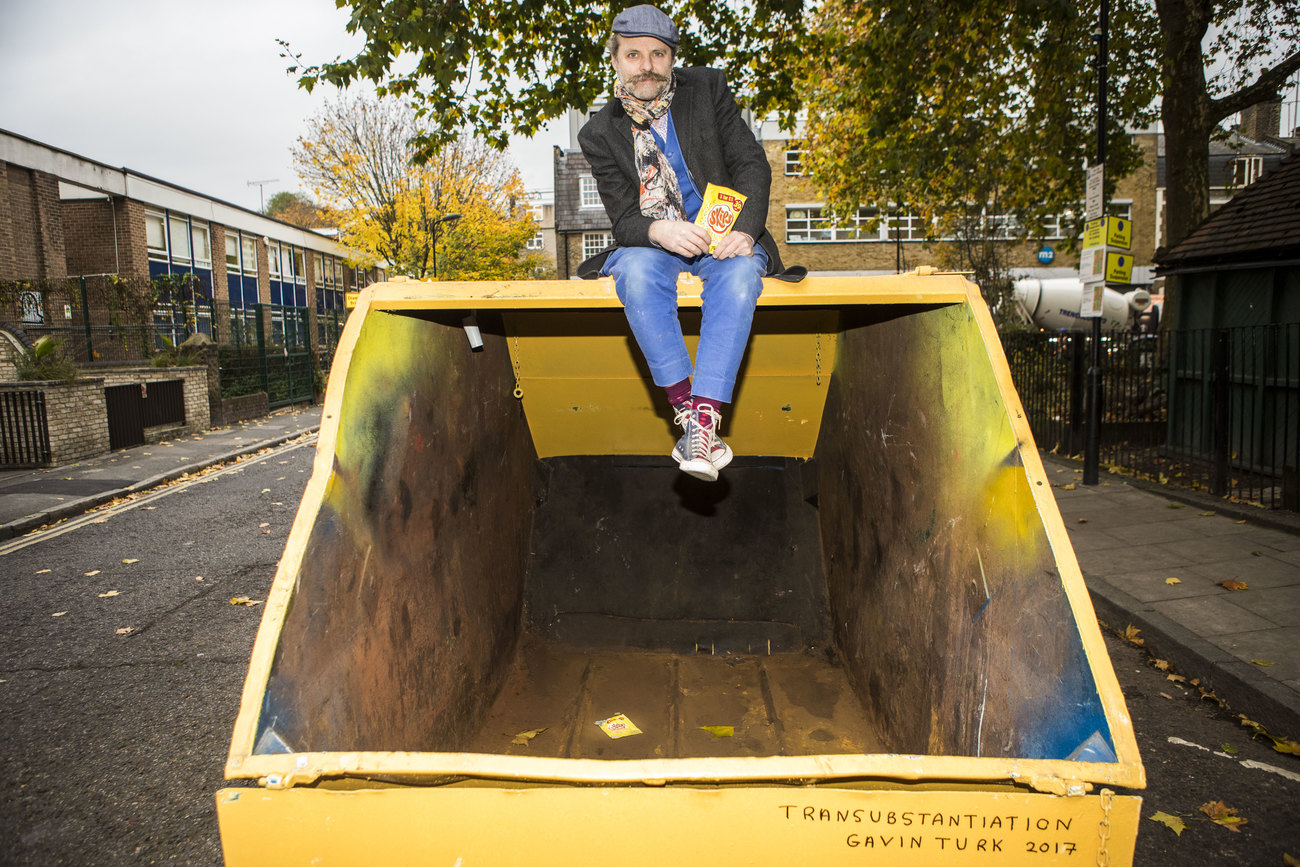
[672,402,732,481]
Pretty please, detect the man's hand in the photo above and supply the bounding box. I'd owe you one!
[649,220,711,257]
[712,231,754,260]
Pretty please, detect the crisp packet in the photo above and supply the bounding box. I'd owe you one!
[595,712,642,739]
[694,182,747,254]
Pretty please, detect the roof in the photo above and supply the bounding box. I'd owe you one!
[1156,151,1300,272]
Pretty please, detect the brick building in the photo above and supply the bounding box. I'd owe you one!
[0,128,384,333]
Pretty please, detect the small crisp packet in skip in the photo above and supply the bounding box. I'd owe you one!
[694,183,747,254]
[595,713,642,739]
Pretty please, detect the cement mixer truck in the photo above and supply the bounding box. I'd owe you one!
[1013,277,1155,332]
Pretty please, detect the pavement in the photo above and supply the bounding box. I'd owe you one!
[0,404,322,541]
[1,411,1297,739]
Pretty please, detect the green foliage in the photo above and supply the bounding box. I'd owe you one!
[265,190,336,229]
[279,1,808,155]
[16,336,77,383]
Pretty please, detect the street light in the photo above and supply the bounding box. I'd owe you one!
[431,213,462,280]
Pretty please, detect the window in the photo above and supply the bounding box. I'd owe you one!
[191,224,211,269]
[786,205,928,243]
[146,211,167,260]
[1231,156,1263,188]
[313,252,324,286]
[579,176,601,208]
[241,236,258,274]
[526,231,545,250]
[268,242,281,278]
[582,232,613,259]
[886,212,923,241]
[293,248,306,285]
[784,149,804,176]
[333,259,343,288]
[169,216,192,264]
[225,234,240,271]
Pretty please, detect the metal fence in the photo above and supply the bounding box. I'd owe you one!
[1,276,347,409]
[1002,324,1300,511]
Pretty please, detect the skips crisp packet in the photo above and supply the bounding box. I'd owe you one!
[695,183,747,254]
[595,712,642,739]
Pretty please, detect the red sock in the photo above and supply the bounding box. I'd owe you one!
[692,397,723,429]
[665,377,692,409]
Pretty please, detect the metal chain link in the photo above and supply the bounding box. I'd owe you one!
[511,336,524,399]
[1096,788,1113,867]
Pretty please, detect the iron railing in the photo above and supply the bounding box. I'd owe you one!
[0,388,52,467]
[2,276,349,410]
[1002,324,1300,511]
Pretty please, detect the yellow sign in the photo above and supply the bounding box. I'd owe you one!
[345,292,360,309]
[1083,217,1131,250]
[1104,250,1134,284]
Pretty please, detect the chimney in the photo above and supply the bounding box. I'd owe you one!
[1239,96,1283,140]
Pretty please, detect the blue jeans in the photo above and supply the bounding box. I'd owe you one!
[602,245,768,404]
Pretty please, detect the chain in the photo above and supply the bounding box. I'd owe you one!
[815,333,823,387]
[1096,788,1113,867]
[511,336,524,399]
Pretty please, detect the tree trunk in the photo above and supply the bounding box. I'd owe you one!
[1156,0,1215,254]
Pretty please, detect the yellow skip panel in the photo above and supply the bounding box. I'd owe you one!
[217,785,1140,866]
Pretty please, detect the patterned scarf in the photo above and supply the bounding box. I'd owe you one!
[616,74,685,221]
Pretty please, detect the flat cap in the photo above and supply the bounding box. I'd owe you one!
[612,4,680,49]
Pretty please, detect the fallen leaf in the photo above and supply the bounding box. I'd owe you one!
[121,558,139,564]
[699,725,735,738]
[35,569,51,575]
[1160,692,1174,700]
[1121,624,1144,646]
[261,488,271,493]
[90,517,108,524]
[230,597,262,606]
[1062,483,1077,490]
[84,570,100,577]
[1283,854,1299,867]
[258,523,270,528]
[1199,511,1215,517]
[194,576,205,581]
[1165,577,1182,585]
[1217,580,1248,591]
[1077,517,1088,523]
[115,626,135,635]
[1250,659,1276,666]
[97,590,120,598]
[1153,658,1172,671]
[511,727,547,746]
[1148,811,1187,836]
[52,611,67,617]
[1272,737,1300,756]
[1168,503,1185,509]
[1199,800,1246,832]
[1220,744,1238,755]
[1167,674,1187,683]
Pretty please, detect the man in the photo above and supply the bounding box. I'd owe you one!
[578,4,786,483]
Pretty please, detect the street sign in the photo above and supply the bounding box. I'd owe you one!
[1083,216,1131,250]
[1080,246,1134,285]
[345,292,360,309]
[1085,164,1104,220]
[1079,282,1105,318]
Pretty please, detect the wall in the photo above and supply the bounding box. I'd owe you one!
[96,365,212,437]
[0,162,67,281]
[38,379,110,464]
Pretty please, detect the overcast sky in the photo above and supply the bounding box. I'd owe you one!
[0,0,564,212]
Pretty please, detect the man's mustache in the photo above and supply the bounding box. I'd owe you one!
[632,72,668,84]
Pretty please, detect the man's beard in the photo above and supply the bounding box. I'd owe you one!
[625,72,669,99]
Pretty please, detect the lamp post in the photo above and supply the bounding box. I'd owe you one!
[431,213,462,280]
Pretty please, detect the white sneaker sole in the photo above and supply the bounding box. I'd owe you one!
[671,440,733,471]
[678,457,719,481]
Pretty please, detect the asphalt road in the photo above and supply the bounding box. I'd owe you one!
[1,439,1297,865]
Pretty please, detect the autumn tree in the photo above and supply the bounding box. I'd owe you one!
[286,0,1299,278]
[265,191,336,230]
[293,93,546,280]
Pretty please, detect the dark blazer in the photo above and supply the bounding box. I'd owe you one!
[576,66,784,278]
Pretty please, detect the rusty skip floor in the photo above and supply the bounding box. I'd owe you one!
[467,639,884,760]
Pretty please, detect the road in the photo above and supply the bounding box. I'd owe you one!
[1,438,1297,865]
